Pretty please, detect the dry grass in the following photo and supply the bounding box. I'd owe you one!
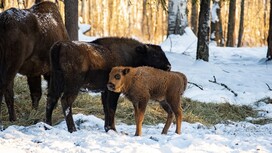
[0,75,263,129]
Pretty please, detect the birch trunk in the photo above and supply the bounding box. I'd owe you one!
[168,0,188,35]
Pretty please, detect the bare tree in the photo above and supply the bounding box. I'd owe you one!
[0,0,4,12]
[65,0,78,40]
[196,0,211,62]
[191,0,199,35]
[267,0,272,60]
[211,0,223,46]
[226,0,236,47]
[168,0,188,35]
[237,0,245,47]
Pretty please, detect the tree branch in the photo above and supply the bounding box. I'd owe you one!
[188,81,203,90]
[266,83,272,91]
[209,76,238,97]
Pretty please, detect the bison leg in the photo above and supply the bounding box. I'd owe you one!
[27,76,42,110]
[0,90,3,124]
[45,94,60,126]
[167,96,182,134]
[160,100,174,134]
[43,73,50,86]
[61,92,78,133]
[102,90,120,132]
[4,81,16,121]
[133,101,148,136]
[101,92,109,130]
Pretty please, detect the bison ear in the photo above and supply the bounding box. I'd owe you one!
[135,45,147,54]
[122,68,130,75]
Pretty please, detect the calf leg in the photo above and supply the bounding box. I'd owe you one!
[133,100,148,136]
[167,96,182,134]
[4,81,16,121]
[61,92,78,133]
[27,76,42,109]
[102,90,120,132]
[45,94,60,125]
[160,100,174,134]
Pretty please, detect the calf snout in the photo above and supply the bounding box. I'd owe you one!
[107,82,115,91]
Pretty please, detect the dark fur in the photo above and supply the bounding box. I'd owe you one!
[0,2,69,122]
[107,66,187,136]
[46,38,171,133]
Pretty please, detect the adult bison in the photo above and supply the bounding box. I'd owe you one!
[0,1,69,122]
[45,37,171,133]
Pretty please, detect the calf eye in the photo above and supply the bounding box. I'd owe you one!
[114,74,121,80]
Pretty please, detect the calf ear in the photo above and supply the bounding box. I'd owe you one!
[135,45,147,54]
[122,68,130,75]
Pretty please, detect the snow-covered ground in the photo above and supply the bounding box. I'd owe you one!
[0,26,272,153]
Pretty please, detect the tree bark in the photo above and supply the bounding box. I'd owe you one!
[0,0,4,12]
[196,0,211,62]
[237,0,245,47]
[267,0,272,59]
[226,0,236,47]
[211,0,223,46]
[191,0,199,35]
[65,0,78,40]
[168,0,188,35]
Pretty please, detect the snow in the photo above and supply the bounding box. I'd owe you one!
[0,25,272,152]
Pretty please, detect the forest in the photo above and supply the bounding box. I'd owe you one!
[0,0,270,48]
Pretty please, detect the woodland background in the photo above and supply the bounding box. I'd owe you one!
[0,0,270,47]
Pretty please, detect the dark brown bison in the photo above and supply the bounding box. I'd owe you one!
[45,37,171,133]
[107,66,187,136]
[0,1,69,122]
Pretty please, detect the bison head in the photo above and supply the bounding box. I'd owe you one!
[135,44,171,71]
[107,67,130,93]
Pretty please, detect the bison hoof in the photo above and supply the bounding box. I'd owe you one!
[104,126,116,132]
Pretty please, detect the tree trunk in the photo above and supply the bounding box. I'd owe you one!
[267,0,272,59]
[168,0,188,35]
[226,0,236,47]
[237,0,245,47]
[65,0,78,40]
[0,0,4,12]
[196,0,211,62]
[211,0,223,46]
[191,0,199,35]
[264,0,268,45]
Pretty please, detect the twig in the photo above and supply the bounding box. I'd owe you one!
[188,81,203,90]
[266,83,272,91]
[209,76,238,97]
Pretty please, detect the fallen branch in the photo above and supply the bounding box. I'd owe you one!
[188,81,203,90]
[266,83,272,91]
[209,76,238,97]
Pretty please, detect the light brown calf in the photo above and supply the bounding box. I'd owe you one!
[107,66,187,136]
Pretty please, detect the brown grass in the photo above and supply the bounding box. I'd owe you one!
[0,75,264,129]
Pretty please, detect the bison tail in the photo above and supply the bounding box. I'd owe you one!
[180,73,188,95]
[49,41,64,98]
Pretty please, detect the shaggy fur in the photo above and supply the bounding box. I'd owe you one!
[0,1,69,122]
[46,38,171,133]
[107,66,187,136]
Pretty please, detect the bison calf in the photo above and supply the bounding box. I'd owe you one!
[107,66,187,136]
